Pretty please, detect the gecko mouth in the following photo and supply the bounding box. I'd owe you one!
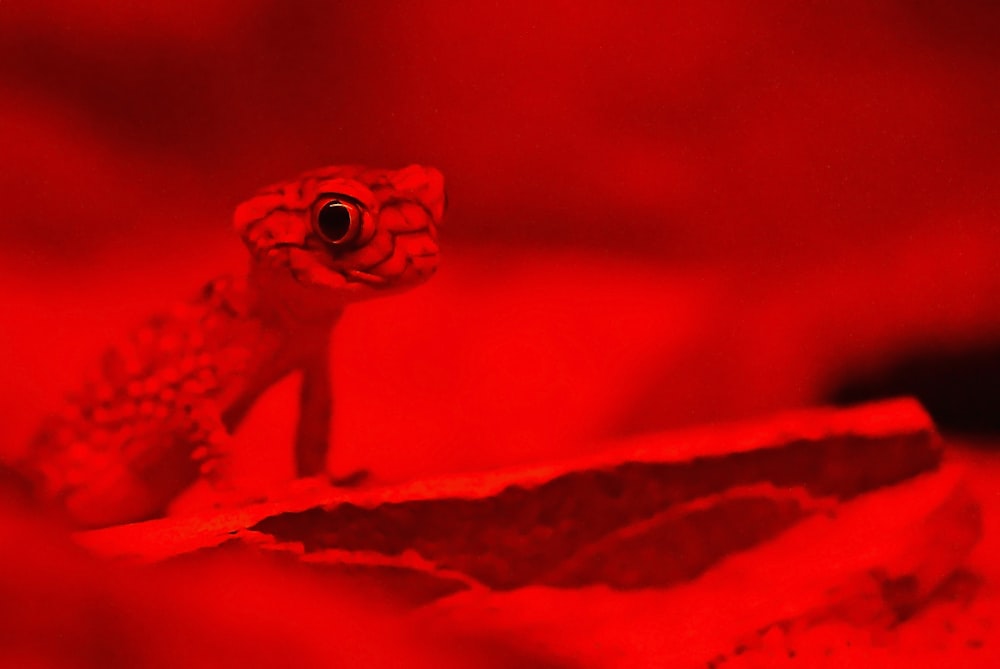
[408,250,439,269]
[344,269,388,285]
[345,251,440,289]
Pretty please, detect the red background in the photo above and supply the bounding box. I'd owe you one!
[4,1,999,480]
[1,2,998,665]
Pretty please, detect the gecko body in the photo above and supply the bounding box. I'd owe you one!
[19,164,446,528]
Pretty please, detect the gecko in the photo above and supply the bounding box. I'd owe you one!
[16,164,446,529]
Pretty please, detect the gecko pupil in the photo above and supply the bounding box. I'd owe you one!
[317,201,354,243]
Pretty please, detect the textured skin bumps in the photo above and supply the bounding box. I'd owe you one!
[18,165,446,528]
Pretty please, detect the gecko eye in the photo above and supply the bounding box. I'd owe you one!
[314,198,364,245]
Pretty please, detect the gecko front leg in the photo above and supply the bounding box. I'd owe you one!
[295,340,332,477]
[295,337,369,487]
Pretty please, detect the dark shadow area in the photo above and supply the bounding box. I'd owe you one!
[829,342,1000,437]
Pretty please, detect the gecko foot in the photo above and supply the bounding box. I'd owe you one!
[283,469,371,499]
[328,469,370,488]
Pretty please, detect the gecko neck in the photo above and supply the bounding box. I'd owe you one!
[248,264,345,328]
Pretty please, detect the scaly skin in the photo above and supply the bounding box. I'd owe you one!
[19,165,446,528]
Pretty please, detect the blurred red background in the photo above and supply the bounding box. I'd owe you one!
[2,1,999,666]
[3,1,998,484]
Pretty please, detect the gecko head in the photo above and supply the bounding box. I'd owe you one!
[234,164,445,308]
